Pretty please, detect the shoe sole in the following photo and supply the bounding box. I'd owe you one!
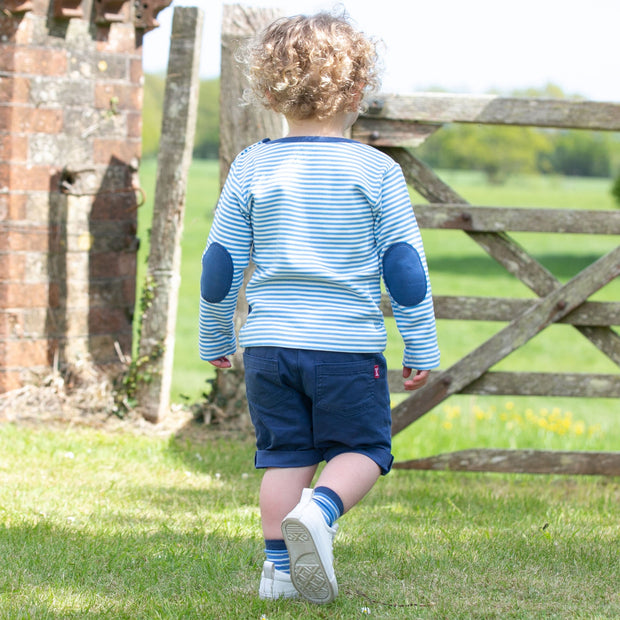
[282,519,337,604]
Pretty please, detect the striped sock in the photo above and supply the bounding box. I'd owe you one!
[264,539,290,574]
[312,486,344,528]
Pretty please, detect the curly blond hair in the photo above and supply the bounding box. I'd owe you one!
[242,11,381,120]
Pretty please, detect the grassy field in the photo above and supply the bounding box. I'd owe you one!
[0,423,618,618]
[0,163,617,618]
[135,159,618,454]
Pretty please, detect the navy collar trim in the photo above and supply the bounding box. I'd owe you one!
[265,136,356,144]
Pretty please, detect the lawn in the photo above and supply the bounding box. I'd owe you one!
[0,163,617,618]
[0,423,618,618]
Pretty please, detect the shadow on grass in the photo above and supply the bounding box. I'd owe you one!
[0,520,262,617]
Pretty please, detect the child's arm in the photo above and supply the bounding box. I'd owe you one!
[199,162,253,363]
[375,163,440,374]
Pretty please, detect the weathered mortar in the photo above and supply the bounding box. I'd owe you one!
[0,0,171,391]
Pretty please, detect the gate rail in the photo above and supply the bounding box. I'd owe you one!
[353,94,620,475]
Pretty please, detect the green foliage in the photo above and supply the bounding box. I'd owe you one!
[141,74,165,157]
[545,130,612,177]
[416,84,615,181]
[611,173,620,207]
[419,124,553,183]
[142,74,220,159]
[114,274,165,415]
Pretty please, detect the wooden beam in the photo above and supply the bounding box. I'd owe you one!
[429,296,620,325]
[393,449,620,476]
[364,94,620,131]
[391,245,620,435]
[135,7,203,423]
[351,118,441,147]
[388,370,620,398]
[414,204,620,235]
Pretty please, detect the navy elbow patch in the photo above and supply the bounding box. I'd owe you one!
[201,242,233,303]
[383,242,427,307]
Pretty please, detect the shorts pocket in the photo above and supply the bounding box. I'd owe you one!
[243,349,290,409]
[316,359,376,416]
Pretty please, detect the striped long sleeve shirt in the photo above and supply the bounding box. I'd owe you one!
[199,136,440,370]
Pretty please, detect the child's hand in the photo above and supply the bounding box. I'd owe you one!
[402,367,430,391]
[209,356,232,368]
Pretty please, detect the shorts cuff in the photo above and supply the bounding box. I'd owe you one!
[255,449,323,469]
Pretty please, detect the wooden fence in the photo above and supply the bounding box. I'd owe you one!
[352,94,620,476]
[219,7,619,472]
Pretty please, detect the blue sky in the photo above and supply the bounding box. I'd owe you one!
[142,0,620,102]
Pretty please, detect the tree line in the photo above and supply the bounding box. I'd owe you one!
[142,76,620,200]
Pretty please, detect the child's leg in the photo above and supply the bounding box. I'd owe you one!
[314,451,381,513]
[260,465,318,539]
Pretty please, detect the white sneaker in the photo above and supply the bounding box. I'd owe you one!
[281,488,339,604]
[258,561,298,600]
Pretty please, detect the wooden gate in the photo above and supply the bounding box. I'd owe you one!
[353,94,620,475]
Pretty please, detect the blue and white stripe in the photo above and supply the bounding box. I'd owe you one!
[199,136,440,369]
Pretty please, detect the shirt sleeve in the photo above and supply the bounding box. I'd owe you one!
[198,160,253,361]
[374,162,440,369]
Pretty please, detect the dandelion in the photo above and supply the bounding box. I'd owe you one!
[444,404,461,419]
[474,406,487,421]
[573,421,585,436]
[442,421,453,431]
[505,401,515,411]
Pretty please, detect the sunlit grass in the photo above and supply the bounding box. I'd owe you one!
[0,424,618,618]
[392,397,616,463]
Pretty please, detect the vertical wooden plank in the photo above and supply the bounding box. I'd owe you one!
[196,5,285,429]
[135,7,204,422]
[219,5,285,185]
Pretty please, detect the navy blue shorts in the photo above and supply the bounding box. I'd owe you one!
[243,347,394,475]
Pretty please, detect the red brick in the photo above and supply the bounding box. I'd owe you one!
[89,307,130,334]
[0,76,30,104]
[0,108,10,133]
[1,281,49,308]
[129,57,143,84]
[9,106,63,133]
[0,45,15,73]
[13,48,67,76]
[0,369,26,393]
[4,338,49,366]
[7,163,55,192]
[0,252,24,280]
[0,161,7,187]
[96,23,136,55]
[93,137,141,164]
[94,82,142,111]
[2,192,29,220]
[126,111,142,138]
[0,133,28,162]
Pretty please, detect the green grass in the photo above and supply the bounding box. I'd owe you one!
[0,424,618,618]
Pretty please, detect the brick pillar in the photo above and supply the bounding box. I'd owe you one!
[0,0,169,392]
